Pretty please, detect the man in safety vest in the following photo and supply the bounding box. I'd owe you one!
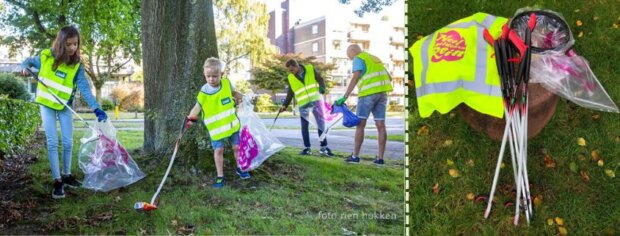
[336,44,393,166]
[279,59,334,157]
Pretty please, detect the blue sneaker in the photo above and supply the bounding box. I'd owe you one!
[236,167,251,179]
[373,158,385,166]
[345,155,360,164]
[213,176,225,188]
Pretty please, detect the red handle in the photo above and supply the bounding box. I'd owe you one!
[508,30,527,61]
[501,23,510,39]
[483,28,495,46]
[528,13,537,31]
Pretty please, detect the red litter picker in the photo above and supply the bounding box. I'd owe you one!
[134,117,192,211]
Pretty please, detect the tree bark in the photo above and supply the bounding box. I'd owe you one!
[141,0,218,164]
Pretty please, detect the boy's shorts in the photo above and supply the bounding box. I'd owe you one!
[211,131,240,149]
[356,92,388,120]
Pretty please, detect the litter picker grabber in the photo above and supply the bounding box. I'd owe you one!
[134,117,190,211]
[23,67,101,144]
[269,110,282,132]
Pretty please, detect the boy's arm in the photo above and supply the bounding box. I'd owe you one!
[188,102,201,119]
[232,91,243,105]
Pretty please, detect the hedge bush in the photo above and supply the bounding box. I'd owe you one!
[0,97,41,155]
[255,94,278,112]
[0,73,31,101]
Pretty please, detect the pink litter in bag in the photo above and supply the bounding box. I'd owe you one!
[238,126,259,171]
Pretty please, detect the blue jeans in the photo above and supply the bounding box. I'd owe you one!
[40,105,74,180]
[211,131,240,149]
[356,92,388,120]
[299,101,327,148]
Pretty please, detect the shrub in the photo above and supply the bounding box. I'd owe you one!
[0,97,41,155]
[255,94,277,112]
[0,73,31,101]
[110,84,144,112]
[101,98,115,111]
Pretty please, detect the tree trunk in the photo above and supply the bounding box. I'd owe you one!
[141,0,218,166]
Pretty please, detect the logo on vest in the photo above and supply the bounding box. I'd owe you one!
[221,97,231,105]
[55,70,67,79]
[432,30,466,62]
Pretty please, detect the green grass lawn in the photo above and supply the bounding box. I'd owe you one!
[12,130,404,234]
[408,0,620,235]
[366,135,405,142]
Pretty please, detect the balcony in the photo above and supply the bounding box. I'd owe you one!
[348,30,371,42]
[390,52,405,62]
[391,69,405,78]
[390,35,405,45]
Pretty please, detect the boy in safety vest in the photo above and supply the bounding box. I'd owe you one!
[185,57,249,188]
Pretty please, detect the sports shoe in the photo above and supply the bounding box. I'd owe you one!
[236,167,251,179]
[345,155,360,164]
[213,176,225,188]
[61,174,82,188]
[373,158,385,166]
[299,148,312,155]
[320,147,334,157]
[52,180,65,199]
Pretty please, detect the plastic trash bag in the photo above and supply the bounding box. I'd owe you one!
[510,8,574,54]
[332,103,361,128]
[530,50,619,113]
[299,96,343,141]
[78,120,145,192]
[237,96,285,171]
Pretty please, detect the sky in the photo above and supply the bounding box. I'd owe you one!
[261,0,405,26]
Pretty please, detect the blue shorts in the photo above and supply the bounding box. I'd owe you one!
[211,131,240,149]
[356,92,388,120]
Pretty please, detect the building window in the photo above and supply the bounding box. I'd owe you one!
[333,40,341,50]
[312,42,319,52]
[312,24,318,34]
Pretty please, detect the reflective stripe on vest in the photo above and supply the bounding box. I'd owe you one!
[356,52,393,97]
[197,78,240,141]
[410,13,507,118]
[287,64,320,106]
[34,49,79,110]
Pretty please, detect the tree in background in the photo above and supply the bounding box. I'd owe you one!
[0,0,141,102]
[338,0,395,17]
[214,0,275,77]
[249,54,337,98]
[234,79,253,95]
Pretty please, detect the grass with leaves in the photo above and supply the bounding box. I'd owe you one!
[407,0,620,235]
[6,129,404,234]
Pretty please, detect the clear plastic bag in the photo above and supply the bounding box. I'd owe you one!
[78,120,146,192]
[237,96,286,171]
[530,50,619,112]
[299,96,344,141]
[510,8,574,54]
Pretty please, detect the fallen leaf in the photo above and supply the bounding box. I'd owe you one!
[605,169,615,178]
[591,150,601,161]
[559,226,568,236]
[598,159,605,167]
[613,23,619,29]
[416,35,423,40]
[533,195,543,208]
[466,159,474,167]
[580,170,590,182]
[555,217,565,226]
[569,162,578,173]
[578,154,587,162]
[591,114,600,120]
[578,31,584,37]
[417,126,429,136]
[171,220,178,227]
[574,9,580,12]
[139,228,147,235]
[547,218,555,226]
[544,154,556,168]
[432,183,439,194]
[576,20,583,26]
[500,162,505,169]
[114,196,121,202]
[448,169,460,178]
[449,112,456,118]
[443,140,453,147]
[593,16,600,21]
[466,192,475,200]
[446,159,454,166]
[604,227,616,236]
[577,137,586,146]
[615,136,620,143]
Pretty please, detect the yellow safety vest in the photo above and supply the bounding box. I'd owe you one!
[409,12,507,118]
[287,64,320,107]
[34,49,80,110]
[356,52,393,97]
[197,78,240,141]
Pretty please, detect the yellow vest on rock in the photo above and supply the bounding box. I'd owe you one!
[197,78,240,141]
[35,49,80,110]
[287,64,321,107]
[409,12,507,118]
[356,52,393,97]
